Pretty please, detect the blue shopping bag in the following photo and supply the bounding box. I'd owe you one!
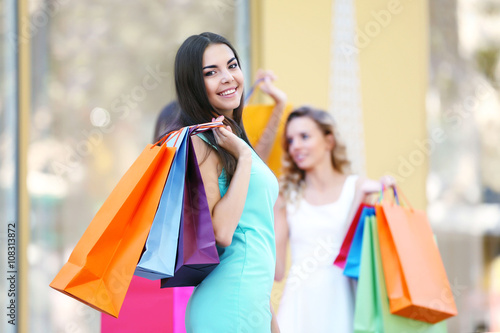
[161,129,219,287]
[135,127,189,280]
[343,206,375,279]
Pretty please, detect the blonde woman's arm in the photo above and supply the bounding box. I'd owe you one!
[274,194,289,281]
[343,175,396,229]
[271,302,281,333]
[253,69,288,161]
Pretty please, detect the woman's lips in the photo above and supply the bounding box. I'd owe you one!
[218,87,237,97]
[292,153,306,163]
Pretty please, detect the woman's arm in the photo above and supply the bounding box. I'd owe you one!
[343,175,396,230]
[192,124,252,248]
[253,69,288,161]
[274,194,289,281]
[271,302,281,333]
[343,177,378,229]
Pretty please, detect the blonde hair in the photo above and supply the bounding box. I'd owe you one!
[280,106,351,203]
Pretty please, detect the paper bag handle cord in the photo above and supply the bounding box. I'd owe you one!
[377,184,384,203]
[377,184,414,211]
[151,121,225,148]
[151,128,180,148]
[244,78,265,105]
[377,183,400,206]
[394,185,414,211]
[152,127,183,148]
[189,121,224,135]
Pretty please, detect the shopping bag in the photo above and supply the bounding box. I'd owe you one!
[334,203,372,269]
[173,287,194,333]
[161,127,220,288]
[101,276,174,332]
[376,186,457,323]
[343,206,375,279]
[354,214,447,333]
[242,80,293,177]
[101,281,194,333]
[50,142,176,317]
[135,128,189,280]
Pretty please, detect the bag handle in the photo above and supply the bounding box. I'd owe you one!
[376,184,415,211]
[189,121,224,136]
[152,121,224,148]
[376,183,400,205]
[151,128,181,148]
[393,185,414,211]
[244,78,265,105]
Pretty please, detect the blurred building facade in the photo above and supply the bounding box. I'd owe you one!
[1,0,499,332]
[428,0,500,330]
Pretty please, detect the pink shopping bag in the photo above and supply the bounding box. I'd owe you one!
[101,276,173,332]
[173,287,194,333]
[101,277,195,332]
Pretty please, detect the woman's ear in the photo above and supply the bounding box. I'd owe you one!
[326,133,335,151]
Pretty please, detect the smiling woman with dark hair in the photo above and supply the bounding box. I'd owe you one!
[172,32,281,333]
[174,32,251,186]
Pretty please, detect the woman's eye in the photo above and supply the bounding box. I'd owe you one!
[301,134,309,139]
[229,63,238,69]
[204,70,216,77]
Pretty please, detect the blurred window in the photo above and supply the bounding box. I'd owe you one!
[429,1,500,331]
[0,1,19,333]
[28,1,249,331]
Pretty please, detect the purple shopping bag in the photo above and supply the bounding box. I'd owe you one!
[161,132,219,288]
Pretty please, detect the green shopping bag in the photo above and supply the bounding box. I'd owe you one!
[354,215,448,333]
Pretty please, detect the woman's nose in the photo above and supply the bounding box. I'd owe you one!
[220,69,234,83]
[290,139,301,151]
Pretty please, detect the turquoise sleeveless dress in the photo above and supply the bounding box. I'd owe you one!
[185,137,279,333]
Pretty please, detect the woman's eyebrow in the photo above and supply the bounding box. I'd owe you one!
[203,57,237,70]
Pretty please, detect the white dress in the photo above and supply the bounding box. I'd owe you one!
[277,175,358,333]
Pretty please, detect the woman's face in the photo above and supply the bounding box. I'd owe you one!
[285,116,334,171]
[202,43,244,117]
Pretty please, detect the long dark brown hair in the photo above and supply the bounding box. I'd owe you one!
[174,32,252,185]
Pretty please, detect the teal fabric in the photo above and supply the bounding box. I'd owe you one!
[185,137,279,333]
[354,216,448,333]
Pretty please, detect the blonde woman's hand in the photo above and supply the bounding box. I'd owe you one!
[379,175,396,189]
[255,69,287,106]
[212,116,251,159]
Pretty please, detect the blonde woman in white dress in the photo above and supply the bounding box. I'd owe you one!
[274,106,393,333]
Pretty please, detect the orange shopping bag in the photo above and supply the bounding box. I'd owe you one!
[50,137,176,317]
[375,186,457,324]
[242,80,292,177]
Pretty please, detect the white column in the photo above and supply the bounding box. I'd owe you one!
[330,0,366,175]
